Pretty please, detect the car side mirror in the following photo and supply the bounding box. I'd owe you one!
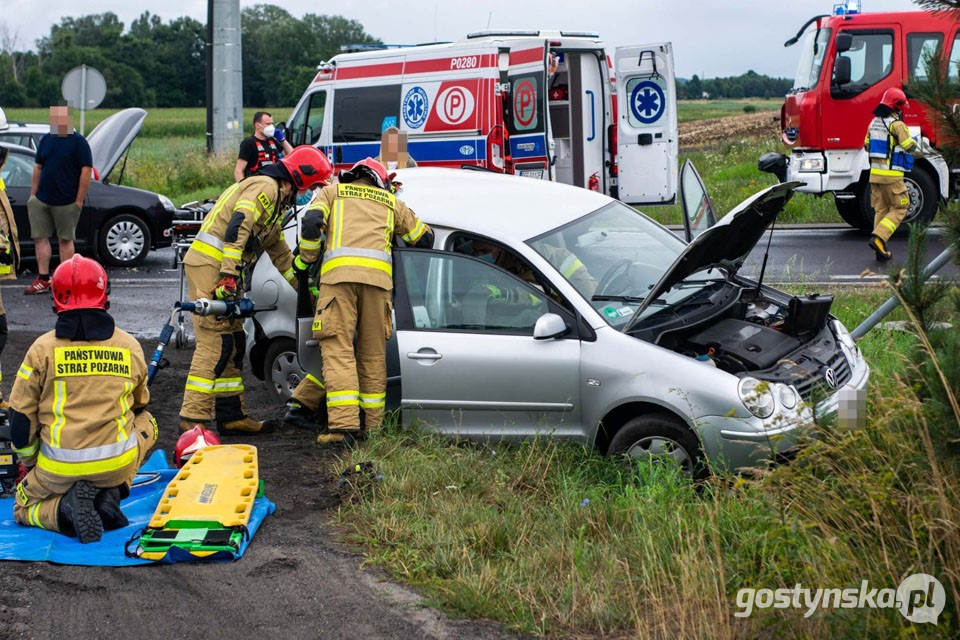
[533,313,568,340]
[833,56,851,86]
[835,32,853,53]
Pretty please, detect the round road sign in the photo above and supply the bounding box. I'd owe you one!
[62,65,107,111]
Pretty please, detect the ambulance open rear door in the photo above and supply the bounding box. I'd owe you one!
[501,39,550,178]
[614,43,678,204]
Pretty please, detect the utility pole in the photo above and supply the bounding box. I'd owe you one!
[205,0,243,155]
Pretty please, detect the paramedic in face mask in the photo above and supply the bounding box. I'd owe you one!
[234,111,295,182]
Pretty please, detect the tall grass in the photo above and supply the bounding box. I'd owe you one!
[333,289,959,638]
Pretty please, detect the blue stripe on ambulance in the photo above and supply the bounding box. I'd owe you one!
[510,133,547,159]
[333,138,487,165]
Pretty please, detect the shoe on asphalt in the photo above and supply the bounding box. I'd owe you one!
[316,428,363,447]
[94,486,129,531]
[220,416,272,434]
[23,277,51,295]
[869,235,892,261]
[284,402,322,430]
[57,481,103,543]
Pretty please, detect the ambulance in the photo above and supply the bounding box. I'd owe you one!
[283,30,678,205]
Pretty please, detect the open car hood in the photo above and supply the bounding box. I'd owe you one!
[631,181,802,319]
[86,108,146,181]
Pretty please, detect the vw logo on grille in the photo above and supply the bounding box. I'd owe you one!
[824,367,838,389]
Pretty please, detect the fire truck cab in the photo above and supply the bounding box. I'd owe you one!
[283,31,678,205]
[780,7,955,231]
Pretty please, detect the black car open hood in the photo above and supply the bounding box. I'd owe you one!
[631,181,801,319]
[86,108,146,181]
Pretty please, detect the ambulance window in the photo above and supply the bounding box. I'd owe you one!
[507,73,544,134]
[833,30,893,98]
[950,32,960,79]
[333,86,402,143]
[907,33,943,83]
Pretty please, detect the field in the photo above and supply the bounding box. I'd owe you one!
[6,102,841,228]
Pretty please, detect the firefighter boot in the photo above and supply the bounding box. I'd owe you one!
[94,486,129,530]
[316,428,364,447]
[220,416,273,434]
[869,235,892,261]
[284,400,322,431]
[57,481,103,543]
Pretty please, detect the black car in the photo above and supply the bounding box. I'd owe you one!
[0,108,174,267]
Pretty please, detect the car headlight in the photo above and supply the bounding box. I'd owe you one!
[776,383,799,409]
[739,377,775,419]
[832,319,860,360]
[796,154,825,173]
[158,194,176,213]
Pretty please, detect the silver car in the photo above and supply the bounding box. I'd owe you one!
[245,164,869,475]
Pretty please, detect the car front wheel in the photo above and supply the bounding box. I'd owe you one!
[98,213,151,266]
[263,338,304,401]
[606,414,708,479]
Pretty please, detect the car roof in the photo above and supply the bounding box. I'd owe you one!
[0,141,36,155]
[391,168,615,241]
[0,122,49,133]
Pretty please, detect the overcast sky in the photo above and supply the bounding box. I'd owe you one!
[4,0,922,78]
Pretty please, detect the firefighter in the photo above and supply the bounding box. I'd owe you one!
[864,87,921,261]
[179,145,332,434]
[284,158,433,442]
[7,256,158,542]
[0,146,21,406]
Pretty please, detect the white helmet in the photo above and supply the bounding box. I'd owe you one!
[0,107,7,131]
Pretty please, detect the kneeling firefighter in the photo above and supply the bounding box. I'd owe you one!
[8,256,158,542]
[179,145,332,434]
[0,146,21,405]
[285,158,433,442]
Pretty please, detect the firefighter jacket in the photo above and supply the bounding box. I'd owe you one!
[185,175,295,287]
[864,116,917,179]
[299,179,431,291]
[0,179,21,280]
[8,327,150,479]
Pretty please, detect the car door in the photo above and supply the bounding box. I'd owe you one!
[679,159,718,242]
[393,247,583,439]
[0,148,35,248]
[614,43,678,204]
[502,38,550,178]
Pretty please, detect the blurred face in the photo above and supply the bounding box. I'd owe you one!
[49,106,69,136]
[255,114,273,137]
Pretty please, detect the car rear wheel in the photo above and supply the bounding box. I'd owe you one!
[606,413,707,480]
[263,338,303,401]
[98,213,151,266]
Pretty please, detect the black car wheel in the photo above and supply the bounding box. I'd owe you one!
[264,338,304,400]
[607,413,708,480]
[98,213,151,267]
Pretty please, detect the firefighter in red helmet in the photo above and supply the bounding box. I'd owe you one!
[7,255,159,542]
[864,87,921,261]
[178,145,332,435]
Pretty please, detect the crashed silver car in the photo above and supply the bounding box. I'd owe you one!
[244,164,869,475]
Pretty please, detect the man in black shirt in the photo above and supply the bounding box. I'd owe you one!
[234,111,294,182]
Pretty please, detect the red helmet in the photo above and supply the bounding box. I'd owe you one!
[174,426,221,467]
[51,255,109,313]
[341,157,389,190]
[880,87,909,110]
[280,145,332,190]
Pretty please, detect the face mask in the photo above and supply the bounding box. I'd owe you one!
[478,252,496,264]
[263,124,276,137]
[296,190,312,206]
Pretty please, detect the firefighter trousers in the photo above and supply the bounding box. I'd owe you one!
[291,372,326,414]
[314,281,391,432]
[14,412,158,532]
[870,178,909,241]
[179,262,249,425]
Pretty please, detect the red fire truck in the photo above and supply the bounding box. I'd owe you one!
[777,5,956,231]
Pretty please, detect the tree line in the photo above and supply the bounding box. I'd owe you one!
[678,71,793,99]
[0,5,380,108]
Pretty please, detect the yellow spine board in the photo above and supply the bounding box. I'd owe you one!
[149,444,259,529]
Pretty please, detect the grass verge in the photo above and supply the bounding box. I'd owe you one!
[333,288,959,638]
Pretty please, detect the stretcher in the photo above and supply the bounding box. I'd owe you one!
[134,444,261,561]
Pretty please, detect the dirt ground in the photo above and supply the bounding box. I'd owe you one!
[0,329,520,640]
[678,111,780,149]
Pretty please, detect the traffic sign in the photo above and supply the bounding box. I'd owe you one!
[62,65,107,134]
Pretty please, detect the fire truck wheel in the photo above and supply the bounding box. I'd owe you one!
[834,188,872,233]
[902,168,938,228]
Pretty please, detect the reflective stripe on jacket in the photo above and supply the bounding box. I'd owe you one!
[0,185,20,279]
[8,327,149,477]
[185,175,295,285]
[300,180,431,290]
[864,116,917,177]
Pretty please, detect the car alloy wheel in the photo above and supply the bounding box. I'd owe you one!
[270,347,302,398]
[101,215,149,266]
[625,435,694,476]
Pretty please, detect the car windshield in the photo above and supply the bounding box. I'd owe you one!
[527,201,723,330]
[792,26,832,91]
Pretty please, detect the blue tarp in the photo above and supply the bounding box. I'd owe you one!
[0,450,275,566]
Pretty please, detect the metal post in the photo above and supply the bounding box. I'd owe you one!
[851,243,958,339]
[205,0,214,154]
[79,64,87,135]
[211,0,243,155]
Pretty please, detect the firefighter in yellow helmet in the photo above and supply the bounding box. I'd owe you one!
[178,146,332,434]
[8,256,158,542]
[285,158,433,443]
[0,146,21,406]
[864,87,922,261]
